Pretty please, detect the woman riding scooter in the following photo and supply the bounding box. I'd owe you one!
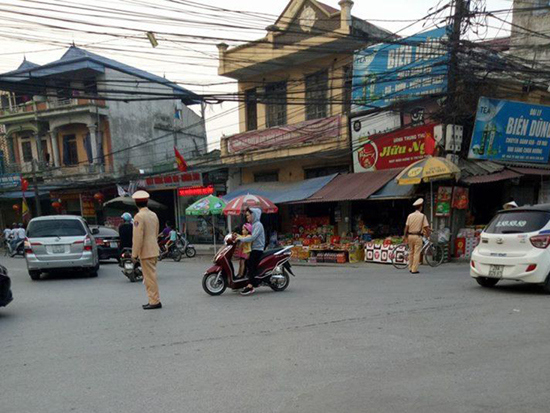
[236,207,265,296]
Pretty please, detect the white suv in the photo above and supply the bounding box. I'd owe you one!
[470,205,550,292]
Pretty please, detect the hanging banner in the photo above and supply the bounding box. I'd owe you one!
[468,97,550,164]
[353,124,436,172]
[352,26,450,111]
[452,187,469,209]
[436,186,452,217]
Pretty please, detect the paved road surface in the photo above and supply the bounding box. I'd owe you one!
[2,257,549,412]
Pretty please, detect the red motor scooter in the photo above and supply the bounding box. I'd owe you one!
[202,235,295,296]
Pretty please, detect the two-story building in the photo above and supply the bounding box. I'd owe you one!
[217,0,393,234]
[0,46,206,225]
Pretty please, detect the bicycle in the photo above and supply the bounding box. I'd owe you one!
[391,236,445,269]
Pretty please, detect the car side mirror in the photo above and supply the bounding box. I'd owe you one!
[91,228,100,235]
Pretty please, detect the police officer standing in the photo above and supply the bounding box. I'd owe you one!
[131,190,162,310]
[404,198,430,274]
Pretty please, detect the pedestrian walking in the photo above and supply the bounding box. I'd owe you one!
[404,198,430,274]
[131,190,162,310]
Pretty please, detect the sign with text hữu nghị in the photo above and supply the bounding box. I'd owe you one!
[469,97,550,164]
[353,123,436,172]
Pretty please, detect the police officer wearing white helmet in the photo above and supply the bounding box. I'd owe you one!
[131,191,161,310]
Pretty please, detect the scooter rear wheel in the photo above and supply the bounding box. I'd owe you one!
[202,272,227,296]
[269,270,290,292]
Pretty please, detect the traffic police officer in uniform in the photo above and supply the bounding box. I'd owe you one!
[132,190,162,310]
[404,198,430,274]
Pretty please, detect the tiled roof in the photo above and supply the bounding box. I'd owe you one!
[316,1,338,14]
[1,46,199,104]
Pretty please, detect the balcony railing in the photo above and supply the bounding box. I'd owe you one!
[4,161,113,177]
[0,98,106,117]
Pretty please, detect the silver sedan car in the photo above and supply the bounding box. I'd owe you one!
[24,215,100,280]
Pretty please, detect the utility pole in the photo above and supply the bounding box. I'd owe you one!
[31,160,41,216]
[446,0,468,120]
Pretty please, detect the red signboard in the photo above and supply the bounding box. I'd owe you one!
[178,185,214,197]
[356,124,436,171]
[141,172,202,190]
[227,115,341,154]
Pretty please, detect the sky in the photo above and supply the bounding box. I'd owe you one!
[0,0,513,151]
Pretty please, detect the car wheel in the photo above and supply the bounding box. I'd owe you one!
[476,277,499,288]
[89,262,100,278]
[542,274,550,294]
[29,270,41,281]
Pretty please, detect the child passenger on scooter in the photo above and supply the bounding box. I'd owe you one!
[235,223,252,278]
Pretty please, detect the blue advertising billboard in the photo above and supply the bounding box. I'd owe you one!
[468,97,550,164]
[352,27,449,112]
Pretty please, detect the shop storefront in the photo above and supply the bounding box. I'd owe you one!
[137,171,202,232]
[278,169,415,264]
[50,186,116,225]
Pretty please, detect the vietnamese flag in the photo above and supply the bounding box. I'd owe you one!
[22,196,31,224]
[174,146,187,172]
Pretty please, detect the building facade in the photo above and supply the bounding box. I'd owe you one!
[0,47,206,225]
[218,0,391,185]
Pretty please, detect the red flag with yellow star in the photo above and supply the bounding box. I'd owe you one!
[174,146,187,172]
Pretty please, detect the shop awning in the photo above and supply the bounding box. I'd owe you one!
[462,169,523,184]
[299,169,401,203]
[369,179,415,200]
[509,167,550,176]
[0,190,50,199]
[222,174,337,204]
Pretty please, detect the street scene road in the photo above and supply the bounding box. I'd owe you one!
[2,258,550,413]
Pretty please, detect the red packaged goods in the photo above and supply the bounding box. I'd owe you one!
[455,238,466,258]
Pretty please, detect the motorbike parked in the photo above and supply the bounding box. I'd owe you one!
[202,234,294,296]
[9,237,25,257]
[119,248,142,282]
[176,232,196,258]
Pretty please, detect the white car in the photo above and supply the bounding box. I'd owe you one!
[470,205,550,292]
[25,215,100,280]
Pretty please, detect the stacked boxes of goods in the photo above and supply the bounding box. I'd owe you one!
[364,237,404,264]
[455,228,482,259]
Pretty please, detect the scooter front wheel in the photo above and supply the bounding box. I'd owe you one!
[202,272,227,296]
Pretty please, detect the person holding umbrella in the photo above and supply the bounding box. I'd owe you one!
[236,207,265,296]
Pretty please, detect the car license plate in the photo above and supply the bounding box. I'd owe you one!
[124,262,134,270]
[488,265,504,278]
[110,242,118,248]
[53,245,65,254]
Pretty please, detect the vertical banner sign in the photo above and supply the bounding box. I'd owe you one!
[452,187,469,210]
[469,97,550,163]
[352,26,450,111]
[436,186,452,217]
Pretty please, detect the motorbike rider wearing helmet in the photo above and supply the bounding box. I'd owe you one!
[119,213,134,251]
[237,207,265,296]
[10,223,25,254]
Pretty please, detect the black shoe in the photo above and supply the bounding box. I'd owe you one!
[410,271,420,274]
[240,286,255,296]
[142,302,162,310]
